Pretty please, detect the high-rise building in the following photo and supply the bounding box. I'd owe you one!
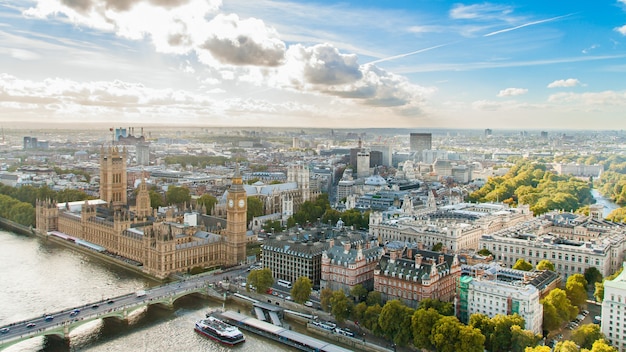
[136,143,150,166]
[409,133,432,161]
[356,151,370,179]
[370,144,392,167]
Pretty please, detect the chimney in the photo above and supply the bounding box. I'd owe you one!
[438,254,444,264]
[343,241,351,254]
[418,242,424,250]
[407,247,413,259]
[415,254,423,268]
[442,246,447,254]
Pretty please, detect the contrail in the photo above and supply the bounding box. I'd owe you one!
[484,13,575,37]
[364,43,451,65]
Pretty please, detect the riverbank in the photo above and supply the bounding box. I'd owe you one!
[0,217,165,283]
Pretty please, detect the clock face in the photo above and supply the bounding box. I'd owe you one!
[238,199,245,208]
[228,199,234,208]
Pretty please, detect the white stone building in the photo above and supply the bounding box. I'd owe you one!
[602,263,626,352]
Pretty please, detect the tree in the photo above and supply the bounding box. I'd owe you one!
[378,300,408,343]
[456,325,486,352]
[330,290,353,323]
[149,190,164,209]
[430,316,463,352]
[352,302,367,324]
[246,268,273,293]
[350,284,368,302]
[584,267,603,287]
[595,266,623,302]
[366,291,382,306]
[571,324,604,350]
[566,274,589,307]
[9,202,35,226]
[432,242,443,252]
[197,194,217,214]
[478,248,493,256]
[542,288,577,331]
[553,340,581,352]
[536,259,555,271]
[469,313,494,350]
[589,339,618,352]
[513,259,533,271]
[363,304,383,336]
[262,220,283,233]
[290,276,312,304]
[412,308,442,350]
[165,185,191,208]
[320,288,333,312]
[524,347,551,352]
[490,314,526,352]
[246,196,264,223]
[511,325,541,352]
[418,298,454,316]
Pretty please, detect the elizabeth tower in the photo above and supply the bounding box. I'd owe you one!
[225,164,247,266]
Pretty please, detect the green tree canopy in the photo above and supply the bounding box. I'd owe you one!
[513,259,533,271]
[363,304,383,336]
[246,196,264,223]
[490,314,526,352]
[469,313,494,351]
[571,324,604,350]
[566,275,589,308]
[430,316,466,352]
[478,248,493,256]
[584,267,603,287]
[350,284,368,303]
[165,185,191,207]
[379,300,414,346]
[412,308,442,350]
[542,288,577,331]
[246,268,273,294]
[290,276,312,304]
[320,288,333,312]
[197,194,217,214]
[149,190,164,209]
[511,325,541,352]
[418,298,454,316]
[330,290,353,323]
[536,259,555,271]
[553,340,581,352]
[366,291,382,307]
[595,266,623,302]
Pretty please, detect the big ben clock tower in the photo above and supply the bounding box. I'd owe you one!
[226,164,247,266]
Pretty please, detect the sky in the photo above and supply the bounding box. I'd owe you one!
[1,0,626,130]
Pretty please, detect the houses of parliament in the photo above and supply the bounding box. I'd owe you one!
[35,146,248,279]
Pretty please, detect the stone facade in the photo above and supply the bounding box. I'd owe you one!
[374,242,461,308]
[320,238,384,293]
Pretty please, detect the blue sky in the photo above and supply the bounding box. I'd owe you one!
[1,0,626,130]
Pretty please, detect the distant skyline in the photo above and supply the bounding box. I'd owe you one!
[1,0,626,130]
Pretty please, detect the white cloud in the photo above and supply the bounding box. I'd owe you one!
[547,78,582,88]
[548,91,626,106]
[615,25,626,36]
[497,88,527,97]
[449,3,512,20]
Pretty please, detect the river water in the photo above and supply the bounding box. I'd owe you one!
[0,231,297,352]
[591,189,619,217]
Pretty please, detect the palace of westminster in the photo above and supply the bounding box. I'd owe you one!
[34,146,250,279]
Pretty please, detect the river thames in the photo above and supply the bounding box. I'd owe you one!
[0,231,297,351]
